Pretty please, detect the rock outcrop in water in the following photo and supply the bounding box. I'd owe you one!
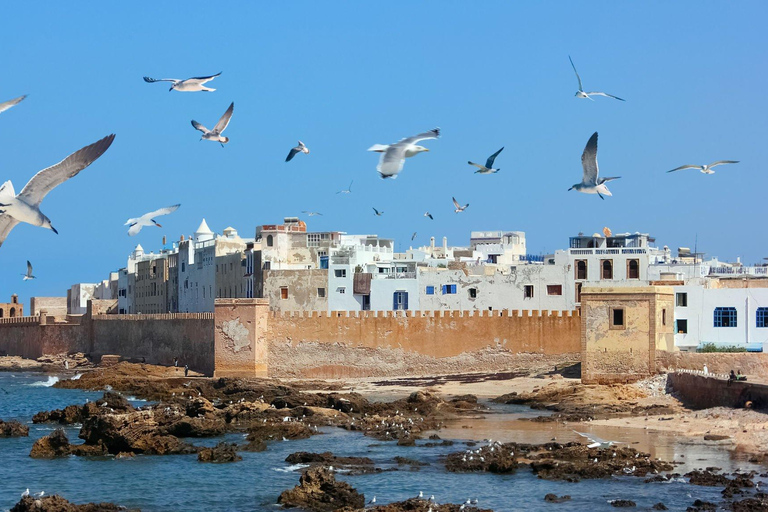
[29,428,107,458]
[79,410,198,455]
[198,442,242,463]
[445,442,519,473]
[277,466,365,511]
[11,494,137,512]
[0,418,29,437]
[33,392,134,424]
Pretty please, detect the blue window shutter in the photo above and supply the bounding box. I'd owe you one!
[442,285,447,294]
[393,292,398,310]
[404,292,409,310]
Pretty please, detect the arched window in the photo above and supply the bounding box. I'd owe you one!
[0,309,4,318]
[627,259,640,279]
[575,260,587,280]
[266,235,273,247]
[9,307,16,317]
[601,260,613,280]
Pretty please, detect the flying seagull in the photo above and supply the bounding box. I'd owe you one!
[21,260,35,280]
[191,102,234,147]
[424,211,433,220]
[302,211,322,217]
[336,180,353,194]
[452,197,469,213]
[125,204,181,236]
[469,147,504,174]
[667,160,739,174]
[286,141,310,162]
[0,95,26,115]
[569,56,625,101]
[411,232,417,241]
[372,207,383,216]
[573,430,623,449]
[0,134,116,248]
[568,132,620,199]
[368,128,440,179]
[143,72,221,92]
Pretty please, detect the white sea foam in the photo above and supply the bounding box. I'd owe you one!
[70,373,83,380]
[28,376,59,387]
[273,463,310,473]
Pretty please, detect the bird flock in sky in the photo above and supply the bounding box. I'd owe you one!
[0,56,740,281]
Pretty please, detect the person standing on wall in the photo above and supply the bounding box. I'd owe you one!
[184,364,189,377]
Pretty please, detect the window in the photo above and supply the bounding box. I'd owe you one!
[334,269,347,278]
[575,260,587,280]
[181,262,185,272]
[338,287,346,294]
[575,282,582,303]
[627,259,640,279]
[425,286,435,295]
[441,284,457,295]
[393,291,408,310]
[280,287,288,300]
[266,235,273,247]
[601,259,613,280]
[317,288,326,298]
[307,233,322,247]
[468,288,477,299]
[676,319,688,334]
[662,308,667,326]
[547,285,563,296]
[758,308,768,328]
[676,293,688,307]
[524,285,534,299]
[713,307,737,327]
[610,307,625,329]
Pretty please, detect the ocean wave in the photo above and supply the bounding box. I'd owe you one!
[273,463,310,473]
[28,376,60,387]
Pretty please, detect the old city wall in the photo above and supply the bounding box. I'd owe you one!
[267,308,582,378]
[656,351,768,376]
[0,316,88,359]
[668,372,768,410]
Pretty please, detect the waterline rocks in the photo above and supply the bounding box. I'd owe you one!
[0,418,29,437]
[198,442,242,463]
[11,494,137,512]
[277,466,365,511]
[33,392,133,425]
[29,428,107,458]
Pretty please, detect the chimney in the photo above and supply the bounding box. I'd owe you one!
[180,234,185,242]
[442,236,448,253]
[430,236,435,254]
[162,235,167,245]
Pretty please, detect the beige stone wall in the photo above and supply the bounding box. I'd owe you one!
[135,258,169,314]
[215,252,248,299]
[214,299,269,378]
[264,269,328,312]
[30,297,67,317]
[657,351,768,377]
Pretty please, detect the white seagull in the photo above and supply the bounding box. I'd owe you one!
[368,128,440,179]
[21,488,29,498]
[21,260,35,280]
[125,204,181,236]
[372,207,383,217]
[424,211,433,220]
[368,496,377,505]
[191,102,234,147]
[452,197,469,213]
[468,147,504,174]
[568,132,620,199]
[143,72,221,92]
[286,141,310,162]
[569,56,625,102]
[0,95,27,115]
[336,180,353,194]
[301,211,322,217]
[667,160,739,174]
[573,430,623,449]
[0,134,115,248]
[35,491,44,498]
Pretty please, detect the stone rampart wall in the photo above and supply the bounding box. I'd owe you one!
[669,371,768,410]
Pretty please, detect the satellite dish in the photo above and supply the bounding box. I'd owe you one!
[603,227,612,237]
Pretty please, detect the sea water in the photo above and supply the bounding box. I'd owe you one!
[0,373,763,512]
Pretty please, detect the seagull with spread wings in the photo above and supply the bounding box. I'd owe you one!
[372,207,383,216]
[424,211,433,220]
[125,204,181,236]
[569,56,625,101]
[143,72,221,92]
[0,95,26,115]
[191,102,234,146]
[411,232,417,241]
[368,128,440,179]
[336,180,353,194]
[21,260,35,281]
[573,430,623,449]
[469,147,504,174]
[0,134,115,248]
[286,141,310,162]
[568,132,620,199]
[302,211,322,217]
[452,197,469,213]
[667,160,739,174]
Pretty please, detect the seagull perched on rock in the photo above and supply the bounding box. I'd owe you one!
[21,489,29,498]
[568,132,620,199]
[469,147,504,174]
[452,197,469,213]
[336,180,353,194]
[424,211,433,220]
[368,496,377,505]
[569,56,625,101]
[0,134,115,248]
[667,160,739,174]
[0,95,26,115]
[372,207,383,217]
[286,141,309,162]
[302,211,322,217]
[21,260,35,280]
[368,128,439,179]
[143,72,221,92]
[125,204,180,236]
[191,102,233,146]
[573,430,623,449]
[35,491,44,498]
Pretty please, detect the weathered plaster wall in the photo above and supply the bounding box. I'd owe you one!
[0,316,88,359]
[264,270,328,312]
[30,297,68,317]
[657,351,768,376]
[214,299,269,378]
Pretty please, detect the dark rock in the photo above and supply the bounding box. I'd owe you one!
[246,421,314,444]
[652,504,668,511]
[445,443,518,474]
[277,466,365,512]
[428,434,441,440]
[0,419,29,437]
[544,494,571,503]
[11,495,137,512]
[685,470,729,487]
[687,499,717,511]
[163,416,227,437]
[730,496,768,512]
[703,434,730,441]
[394,456,429,467]
[33,392,133,425]
[79,410,197,455]
[198,442,242,463]
[529,445,673,481]
[609,500,636,508]
[29,429,107,458]
[286,451,374,467]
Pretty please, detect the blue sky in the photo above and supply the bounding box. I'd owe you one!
[1,2,766,306]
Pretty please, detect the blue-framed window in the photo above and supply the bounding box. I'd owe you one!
[757,307,768,328]
[393,291,408,310]
[713,307,737,328]
[425,286,435,295]
[441,284,457,295]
